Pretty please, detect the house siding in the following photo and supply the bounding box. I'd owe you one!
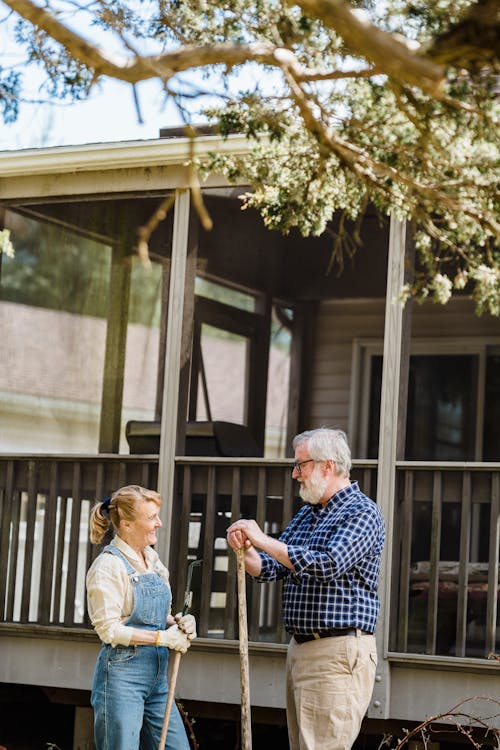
[307,299,385,429]
[308,296,500,431]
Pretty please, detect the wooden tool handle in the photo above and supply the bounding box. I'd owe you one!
[237,547,252,750]
[158,650,182,750]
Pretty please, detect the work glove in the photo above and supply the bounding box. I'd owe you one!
[174,612,197,640]
[157,625,191,653]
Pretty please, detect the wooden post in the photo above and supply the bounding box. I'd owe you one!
[237,548,252,750]
[156,189,190,566]
[370,216,408,719]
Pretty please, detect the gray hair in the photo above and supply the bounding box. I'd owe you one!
[292,428,351,478]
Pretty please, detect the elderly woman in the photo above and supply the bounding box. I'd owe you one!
[86,484,196,750]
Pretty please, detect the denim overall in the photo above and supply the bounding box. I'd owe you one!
[91,544,191,750]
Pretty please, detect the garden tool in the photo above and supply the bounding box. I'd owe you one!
[158,558,203,750]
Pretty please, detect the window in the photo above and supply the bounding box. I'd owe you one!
[195,322,248,425]
[0,208,111,452]
[119,259,164,452]
[354,340,500,461]
[484,354,500,461]
[189,277,292,456]
[195,276,255,312]
[1,195,173,455]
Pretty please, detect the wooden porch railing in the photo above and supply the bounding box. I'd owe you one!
[393,462,500,659]
[0,454,376,641]
[0,455,159,627]
[169,458,378,644]
[1,454,497,659]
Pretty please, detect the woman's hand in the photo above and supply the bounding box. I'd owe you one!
[174,612,197,640]
[157,624,191,653]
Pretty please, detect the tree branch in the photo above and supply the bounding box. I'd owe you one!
[280,65,500,238]
[288,0,445,95]
[2,0,298,82]
[4,0,447,98]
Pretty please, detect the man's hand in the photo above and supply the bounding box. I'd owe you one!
[226,525,251,551]
[227,519,293,571]
[174,612,197,640]
[227,519,266,550]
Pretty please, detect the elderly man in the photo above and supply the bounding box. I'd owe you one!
[227,427,385,750]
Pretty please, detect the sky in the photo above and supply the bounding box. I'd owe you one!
[0,2,287,153]
[0,7,197,152]
[0,75,187,151]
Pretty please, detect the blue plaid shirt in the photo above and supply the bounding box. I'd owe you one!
[256,481,385,635]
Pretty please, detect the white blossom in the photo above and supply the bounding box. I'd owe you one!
[471,264,498,289]
[0,229,15,258]
[431,273,453,304]
[471,265,500,316]
[453,270,468,290]
[394,283,412,306]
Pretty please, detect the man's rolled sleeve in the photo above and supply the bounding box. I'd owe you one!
[287,545,309,574]
[288,545,337,579]
[253,551,288,582]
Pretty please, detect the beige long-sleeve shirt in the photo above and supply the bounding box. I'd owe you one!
[86,535,171,647]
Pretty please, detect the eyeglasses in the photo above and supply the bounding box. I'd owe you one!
[292,459,315,476]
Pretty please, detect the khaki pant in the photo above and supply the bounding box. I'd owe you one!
[286,632,377,750]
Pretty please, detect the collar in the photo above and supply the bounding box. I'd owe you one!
[113,535,156,571]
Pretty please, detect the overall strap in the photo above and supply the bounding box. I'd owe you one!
[103,542,137,576]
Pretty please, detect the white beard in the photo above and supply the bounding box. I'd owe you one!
[299,465,330,505]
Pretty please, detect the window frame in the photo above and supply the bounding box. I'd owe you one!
[349,337,500,460]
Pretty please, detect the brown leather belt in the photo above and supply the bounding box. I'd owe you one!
[292,627,372,643]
